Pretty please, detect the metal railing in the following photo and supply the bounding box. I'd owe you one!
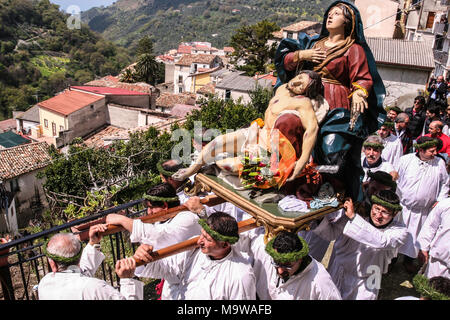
[0,198,147,300]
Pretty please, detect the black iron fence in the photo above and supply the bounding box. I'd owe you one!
[0,198,147,300]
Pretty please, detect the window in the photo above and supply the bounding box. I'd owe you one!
[426,12,436,29]
[9,179,19,193]
[178,75,183,84]
[44,119,48,128]
[52,122,56,136]
[60,125,64,132]
[179,87,183,93]
[435,35,444,50]
[225,90,231,100]
[287,32,294,39]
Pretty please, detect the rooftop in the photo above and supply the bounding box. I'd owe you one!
[0,131,31,149]
[176,54,220,66]
[84,76,155,94]
[223,47,235,53]
[71,86,149,96]
[255,73,277,86]
[272,20,321,38]
[283,21,321,32]
[14,105,40,123]
[216,73,273,92]
[177,44,193,54]
[0,142,51,180]
[0,119,16,133]
[197,83,216,95]
[156,92,196,108]
[38,90,105,116]
[170,104,200,118]
[366,37,435,69]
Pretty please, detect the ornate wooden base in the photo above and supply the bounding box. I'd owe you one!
[186,173,343,244]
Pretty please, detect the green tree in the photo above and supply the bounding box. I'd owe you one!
[248,84,273,116]
[229,19,279,76]
[134,53,160,85]
[136,35,154,56]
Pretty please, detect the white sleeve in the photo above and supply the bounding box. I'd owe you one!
[130,212,200,246]
[437,160,449,202]
[79,244,105,277]
[137,251,188,284]
[312,209,347,242]
[119,278,144,300]
[343,215,407,250]
[417,203,443,251]
[82,278,143,300]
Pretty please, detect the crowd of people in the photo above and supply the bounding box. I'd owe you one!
[36,111,450,299]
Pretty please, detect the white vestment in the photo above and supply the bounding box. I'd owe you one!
[417,197,450,278]
[381,134,403,166]
[249,234,341,300]
[360,155,395,182]
[313,209,407,300]
[38,244,143,300]
[394,154,449,258]
[137,246,256,300]
[298,219,331,263]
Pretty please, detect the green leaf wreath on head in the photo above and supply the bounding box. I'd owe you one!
[413,274,450,300]
[42,238,83,265]
[265,235,309,264]
[198,219,239,244]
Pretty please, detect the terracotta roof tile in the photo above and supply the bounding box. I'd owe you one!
[283,21,321,32]
[38,90,105,116]
[170,104,200,118]
[84,76,155,94]
[197,83,216,95]
[0,119,16,132]
[176,54,220,66]
[156,92,196,108]
[71,86,149,96]
[178,45,193,54]
[0,142,51,180]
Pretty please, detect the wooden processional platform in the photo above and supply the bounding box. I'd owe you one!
[187,173,343,242]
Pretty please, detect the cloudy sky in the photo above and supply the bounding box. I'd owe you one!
[50,0,116,12]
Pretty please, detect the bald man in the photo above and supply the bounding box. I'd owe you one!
[424,120,450,157]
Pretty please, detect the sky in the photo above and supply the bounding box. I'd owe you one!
[49,0,116,12]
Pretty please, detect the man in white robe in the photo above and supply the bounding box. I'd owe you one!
[417,197,450,279]
[249,231,342,300]
[38,225,143,300]
[377,122,403,166]
[361,135,395,182]
[132,212,256,300]
[394,136,449,272]
[312,190,407,300]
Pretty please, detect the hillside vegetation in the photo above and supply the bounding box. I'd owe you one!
[0,0,131,120]
[82,0,334,54]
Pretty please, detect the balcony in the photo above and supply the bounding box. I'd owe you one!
[0,198,147,300]
[434,22,447,35]
[434,50,450,68]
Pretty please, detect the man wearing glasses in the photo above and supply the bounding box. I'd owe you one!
[310,190,407,300]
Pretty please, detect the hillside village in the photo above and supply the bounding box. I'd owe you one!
[0,0,449,301]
